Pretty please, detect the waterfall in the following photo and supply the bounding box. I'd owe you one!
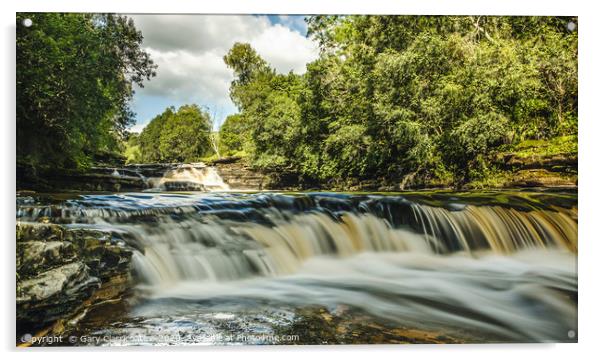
[17,192,576,285]
[123,204,576,285]
[16,191,577,342]
[148,163,230,192]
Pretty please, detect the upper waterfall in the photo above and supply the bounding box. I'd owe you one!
[147,163,230,192]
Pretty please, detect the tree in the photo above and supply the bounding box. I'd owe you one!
[123,132,142,164]
[16,13,156,169]
[223,16,577,188]
[159,105,212,162]
[442,113,510,186]
[138,105,213,163]
[224,43,305,174]
[219,114,249,155]
[138,107,174,163]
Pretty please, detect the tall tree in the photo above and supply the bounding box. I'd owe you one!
[138,105,213,163]
[224,16,577,188]
[16,13,156,169]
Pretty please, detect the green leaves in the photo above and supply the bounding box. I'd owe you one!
[224,16,577,188]
[219,114,249,156]
[138,105,212,163]
[17,13,156,170]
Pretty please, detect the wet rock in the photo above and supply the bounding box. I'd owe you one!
[17,163,148,192]
[84,244,132,280]
[161,180,206,191]
[64,228,110,248]
[17,262,100,324]
[212,161,267,190]
[64,228,133,280]
[17,241,76,276]
[506,169,577,188]
[17,223,64,242]
[16,223,133,333]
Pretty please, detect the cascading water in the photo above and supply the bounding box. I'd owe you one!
[150,163,230,192]
[146,163,230,192]
[16,191,578,343]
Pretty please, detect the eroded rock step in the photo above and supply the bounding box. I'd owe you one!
[16,223,133,345]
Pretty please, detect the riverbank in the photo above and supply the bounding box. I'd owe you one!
[16,147,577,194]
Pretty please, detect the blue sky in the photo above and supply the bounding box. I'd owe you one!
[128,15,317,132]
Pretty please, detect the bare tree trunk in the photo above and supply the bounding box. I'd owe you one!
[210,132,220,159]
[469,16,496,43]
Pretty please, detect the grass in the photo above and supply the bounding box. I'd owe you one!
[466,168,513,189]
[504,135,577,158]
[200,150,250,164]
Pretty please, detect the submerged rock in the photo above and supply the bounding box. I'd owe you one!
[274,305,468,344]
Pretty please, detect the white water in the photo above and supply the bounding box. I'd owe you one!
[149,163,230,191]
[17,191,577,342]
[99,195,575,342]
[144,249,576,342]
[115,201,576,284]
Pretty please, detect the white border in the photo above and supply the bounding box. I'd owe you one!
[6,0,584,16]
[2,1,601,359]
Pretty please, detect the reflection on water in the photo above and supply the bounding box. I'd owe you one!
[17,190,578,344]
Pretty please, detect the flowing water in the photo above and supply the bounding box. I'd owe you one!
[146,163,230,192]
[16,188,578,345]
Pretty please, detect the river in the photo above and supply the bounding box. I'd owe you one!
[16,186,578,345]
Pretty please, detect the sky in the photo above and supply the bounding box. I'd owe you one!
[126,15,319,133]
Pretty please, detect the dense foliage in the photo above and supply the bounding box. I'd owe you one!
[220,16,577,187]
[218,114,250,156]
[133,105,213,163]
[17,13,156,169]
[18,14,577,189]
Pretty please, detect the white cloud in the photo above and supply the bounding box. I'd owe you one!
[129,123,147,134]
[250,24,317,73]
[276,15,308,35]
[141,48,232,108]
[128,14,319,128]
[130,15,271,54]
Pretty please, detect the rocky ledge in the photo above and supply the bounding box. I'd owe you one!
[16,223,133,345]
[496,152,578,188]
[209,157,269,190]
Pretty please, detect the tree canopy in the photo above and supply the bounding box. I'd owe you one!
[17,14,577,190]
[220,15,577,187]
[17,13,156,169]
[135,104,213,163]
